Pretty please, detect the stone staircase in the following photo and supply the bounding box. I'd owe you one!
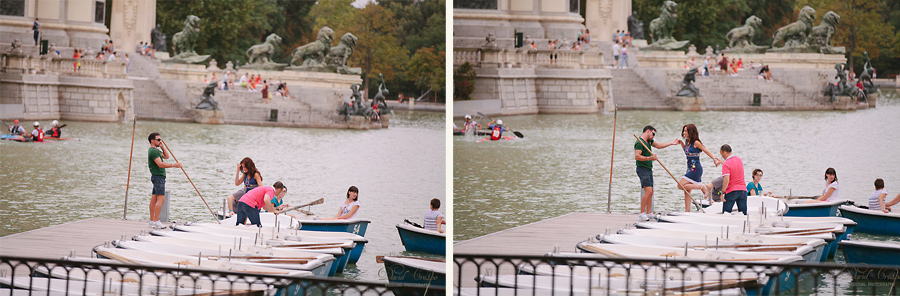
[126,53,160,78]
[611,68,673,110]
[693,70,825,109]
[131,78,193,121]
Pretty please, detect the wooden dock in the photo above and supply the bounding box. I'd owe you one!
[453,212,638,288]
[0,218,159,259]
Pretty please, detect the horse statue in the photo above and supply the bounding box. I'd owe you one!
[290,26,334,66]
[245,34,282,64]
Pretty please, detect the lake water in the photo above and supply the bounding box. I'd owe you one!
[0,111,445,283]
[454,89,900,243]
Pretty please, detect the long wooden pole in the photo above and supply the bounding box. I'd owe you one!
[160,139,221,223]
[632,134,705,213]
[606,106,617,213]
[123,117,136,220]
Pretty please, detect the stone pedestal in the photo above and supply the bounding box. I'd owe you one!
[636,51,846,69]
[673,96,707,111]
[832,96,854,110]
[192,109,225,124]
[867,94,877,108]
[380,114,391,128]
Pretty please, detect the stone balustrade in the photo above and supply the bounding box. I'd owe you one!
[1,54,126,78]
[454,47,604,69]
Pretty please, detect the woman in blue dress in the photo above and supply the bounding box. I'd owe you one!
[677,124,721,212]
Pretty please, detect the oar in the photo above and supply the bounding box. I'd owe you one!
[123,117,136,220]
[375,255,444,263]
[478,112,524,138]
[607,106,617,213]
[160,139,220,224]
[633,134,705,213]
[281,198,324,213]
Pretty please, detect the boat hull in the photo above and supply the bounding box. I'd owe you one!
[839,205,900,236]
[381,257,445,294]
[396,224,446,255]
[299,219,370,264]
[785,200,848,217]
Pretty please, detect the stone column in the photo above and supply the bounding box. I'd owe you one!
[109,0,157,55]
[584,0,630,44]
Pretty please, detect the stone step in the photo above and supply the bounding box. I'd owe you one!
[130,79,192,121]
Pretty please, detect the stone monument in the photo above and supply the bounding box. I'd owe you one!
[367,73,392,117]
[193,81,225,124]
[645,1,689,50]
[628,12,645,40]
[723,16,767,53]
[858,52,876,95]
[808,11,844,54]
[166,15,211,64]
[326,33,360,74]
[770,6,816,52]
[823,63,860,102]
[151,24,168,53]
[195,82,220,110]
[243,33,286,70]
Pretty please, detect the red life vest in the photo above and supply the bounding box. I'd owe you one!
[33,129,44,142]
[490,126,502,141]
[49,126,60,138]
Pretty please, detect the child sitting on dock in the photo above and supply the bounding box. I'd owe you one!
[868,178,900,213]
[424,198,445,233]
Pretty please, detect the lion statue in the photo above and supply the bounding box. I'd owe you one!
[726,15,763,48]
[649,1,678,44]
[172,15,201,55]
[290,26,334,66]
[809,11,840,49]
[772,6,816,48]
[245,34,282,64]
[327,33,358,68]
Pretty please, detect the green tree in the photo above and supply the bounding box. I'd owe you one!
[406,46,445,99]
[454,62,477,101]
[795,0,894,73]
[157,0,282,66]
[377,0,446,101]
[347,4,409,99]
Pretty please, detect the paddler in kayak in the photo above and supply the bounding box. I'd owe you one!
[463,114,481,134]
[7,119,26,135]
[487,119,512,141]
[30,122,44,142]
[44,120,64,138]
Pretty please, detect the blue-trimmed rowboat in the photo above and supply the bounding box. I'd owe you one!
[396,223,446,255]
[839,240,900,265]
[381,256,445,287]
[839,205,900,236]
[784,199,850,217]
[297,218,370,263]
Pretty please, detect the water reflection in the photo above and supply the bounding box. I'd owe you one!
[0,111,445,283]
[454,90,900,242]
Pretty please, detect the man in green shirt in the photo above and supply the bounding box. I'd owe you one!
[148,132,181,228]
[634,125,680,221]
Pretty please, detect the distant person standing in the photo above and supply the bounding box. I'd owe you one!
[619,44,629,69]
[147,133,181,228]
[32,18,40,45]
[424,198,445,233]
[612,41,621,68]
[634,125,680,220]
[719,144,747,215]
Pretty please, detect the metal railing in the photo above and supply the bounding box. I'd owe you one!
[453,253,900,295]
[1,255,444,296]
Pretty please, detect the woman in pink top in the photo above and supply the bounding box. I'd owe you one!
[325,186,360,220]
[236,181,287,226]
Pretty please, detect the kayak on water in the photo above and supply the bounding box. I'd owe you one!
[453,130,492,136]
[477,136,517,143]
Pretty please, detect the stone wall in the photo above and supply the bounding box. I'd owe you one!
[0,72,133,121]
[465,67,613,116]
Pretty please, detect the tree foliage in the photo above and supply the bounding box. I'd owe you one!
[347,4,409,99]
[407,46,446,94]
[454,62,477,101]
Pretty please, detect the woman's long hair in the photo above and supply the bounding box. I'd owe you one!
[241,157,261,182]
[682,124,701,145]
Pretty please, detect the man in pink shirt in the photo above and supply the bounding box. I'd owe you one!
[719,144,747,215]
[236,181,287,226]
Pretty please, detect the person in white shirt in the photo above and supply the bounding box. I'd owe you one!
[326,186,360,220]
[424,198,445,233]
[807,168,839,203]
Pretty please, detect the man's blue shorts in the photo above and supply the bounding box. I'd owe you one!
[636,166,653,188]
[151,175,166,195]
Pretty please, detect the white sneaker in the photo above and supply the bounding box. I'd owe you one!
[154,221,166,228]
[148,221,154,226]
[639,213,649,221]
